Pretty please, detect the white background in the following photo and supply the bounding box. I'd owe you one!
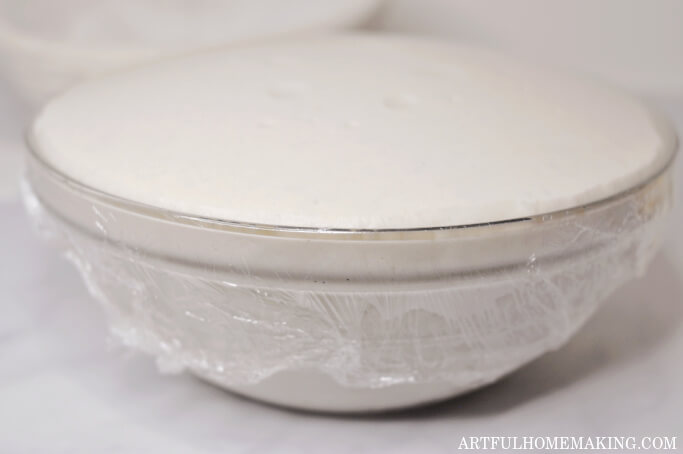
[1,2,682,452]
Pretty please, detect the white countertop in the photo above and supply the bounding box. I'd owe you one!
[1,82,682,454]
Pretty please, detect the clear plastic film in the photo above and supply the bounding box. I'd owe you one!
[22,153,674,409]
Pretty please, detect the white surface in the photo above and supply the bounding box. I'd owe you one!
[0,75,27,201]
[0,139,23,200]
[374,0,683,97]
[33,34,674,229]
[1,99,682,451]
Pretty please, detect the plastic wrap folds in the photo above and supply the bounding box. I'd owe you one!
[22,164,673,392]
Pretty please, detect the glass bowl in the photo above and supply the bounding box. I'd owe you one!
[23,136,676,413]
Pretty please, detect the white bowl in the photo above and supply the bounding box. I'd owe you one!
[24,143,675,412]
[0,0,381,108]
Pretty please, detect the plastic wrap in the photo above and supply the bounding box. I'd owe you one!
[23,153,674,410]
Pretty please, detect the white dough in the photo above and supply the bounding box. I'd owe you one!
[31,34,676,229]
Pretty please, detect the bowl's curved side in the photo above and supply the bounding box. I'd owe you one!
[21,167,672,411]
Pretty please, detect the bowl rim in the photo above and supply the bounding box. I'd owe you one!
[25,126,678,241]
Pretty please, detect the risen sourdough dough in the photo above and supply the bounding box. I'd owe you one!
[31,34,675,229]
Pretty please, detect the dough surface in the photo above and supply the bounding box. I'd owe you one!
[32,34,676,229]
